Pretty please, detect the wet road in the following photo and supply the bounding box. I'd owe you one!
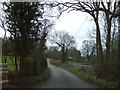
[33,60,98,88]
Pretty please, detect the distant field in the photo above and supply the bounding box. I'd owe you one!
[68,61,90,65]
[1,56,19,72]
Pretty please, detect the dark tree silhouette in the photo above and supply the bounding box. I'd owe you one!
[2,2,53,78]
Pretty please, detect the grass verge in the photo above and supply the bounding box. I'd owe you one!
[4,68,51,88]
[52,63,117,88]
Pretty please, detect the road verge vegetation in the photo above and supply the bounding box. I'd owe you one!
[4,68,51,88]
[31,68,51,83]
[50,60,117,88]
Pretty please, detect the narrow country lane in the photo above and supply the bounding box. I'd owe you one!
[33,59,99,88]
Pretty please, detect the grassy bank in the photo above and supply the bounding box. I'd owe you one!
[16,67,51,85]
[3,68,51,88]
[52,63,117,88]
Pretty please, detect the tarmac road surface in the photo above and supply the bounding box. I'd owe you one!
[33,59,99,88]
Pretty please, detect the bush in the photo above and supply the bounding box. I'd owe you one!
[24,57,34,76]
[8,68,51,86]
[50,59,59,66]
[32,68,51,83]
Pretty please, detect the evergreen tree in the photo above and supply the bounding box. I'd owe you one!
[2,2,52,78]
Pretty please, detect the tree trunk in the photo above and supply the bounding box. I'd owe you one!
[35,32,48,74]
[118,13,120,89]
[105,14,112,79]
[18,36,28,78]
[96,21,104,78]
[105,17,112,62]
[65,48,68,63]
[61,46,65,63]
[19,56,26,78]
[93,11,104,78]
[14,56,18,73]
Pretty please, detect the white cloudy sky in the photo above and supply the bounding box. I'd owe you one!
[0,1,96,50]
[51,11,95,49]
[0,9,95,50]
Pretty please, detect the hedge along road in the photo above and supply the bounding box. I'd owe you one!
[33,59,99,88]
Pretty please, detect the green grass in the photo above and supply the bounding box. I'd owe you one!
[68,60,90,65]
[6,56,16,72]
[52,63,117,88]
[7,65,15,72]
[1,56,19,72]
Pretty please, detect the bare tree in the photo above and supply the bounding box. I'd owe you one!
[54,1,104,78]
[53,0,120,79]
[81,40,95,62]
[49,31,75,63]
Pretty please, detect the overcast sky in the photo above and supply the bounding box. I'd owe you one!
[0,1,95,50]
[0,9,95,50]
[50,10,95,50]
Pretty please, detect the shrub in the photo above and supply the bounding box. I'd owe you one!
[24,57,34,76]
[32,68,51,83]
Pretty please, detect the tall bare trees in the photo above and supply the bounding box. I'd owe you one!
[54,1,120,82]
[55,1,104,78]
